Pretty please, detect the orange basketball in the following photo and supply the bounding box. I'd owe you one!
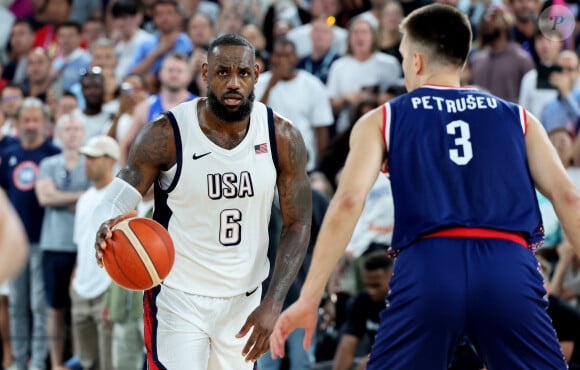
[103,217,175,291]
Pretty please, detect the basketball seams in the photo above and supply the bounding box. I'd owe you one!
[108,236,146,289]
[140,221,174,277]
[103,217,174,290]
[123,222,162,284]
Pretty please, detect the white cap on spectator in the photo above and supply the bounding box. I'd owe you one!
[79,135,120,160]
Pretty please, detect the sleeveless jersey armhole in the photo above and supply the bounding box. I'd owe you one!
[267,107,280,173]
[519,106,528,135]
[381,103,391,175]
[159,111,183,193]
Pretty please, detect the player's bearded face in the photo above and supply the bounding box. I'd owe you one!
[207,86,255,123]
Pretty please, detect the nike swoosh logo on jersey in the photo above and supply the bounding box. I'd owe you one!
[192,152,211,160]
[245,287,258,297]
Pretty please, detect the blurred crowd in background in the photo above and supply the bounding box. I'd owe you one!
[0,0,578,369]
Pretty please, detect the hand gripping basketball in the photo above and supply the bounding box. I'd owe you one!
[103,217,175,290]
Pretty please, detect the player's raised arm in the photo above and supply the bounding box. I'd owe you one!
[525,111,580,254]
[94,114,177,266]
[270,106,386,358]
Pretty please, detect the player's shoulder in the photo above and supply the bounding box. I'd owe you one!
[169,97,200,113]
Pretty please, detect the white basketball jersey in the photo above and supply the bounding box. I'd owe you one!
[155,98,277,297]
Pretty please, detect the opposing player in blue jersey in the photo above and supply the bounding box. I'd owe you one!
[270,4,580,369]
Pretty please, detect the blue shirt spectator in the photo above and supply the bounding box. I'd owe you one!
[540,89,580,134]
[129,32,192,76]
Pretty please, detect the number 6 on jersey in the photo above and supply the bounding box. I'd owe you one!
[220,209,242,246]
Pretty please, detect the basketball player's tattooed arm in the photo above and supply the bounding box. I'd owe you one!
[118,114,177,194]
[95,114,176,266]
[237,114,312,362]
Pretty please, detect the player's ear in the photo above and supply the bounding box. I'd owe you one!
[201,63,209,82]
[254,63,260,82]
[412,51,423,75]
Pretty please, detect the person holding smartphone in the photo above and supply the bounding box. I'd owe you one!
[518,29,563,117]
[540,50,580,134]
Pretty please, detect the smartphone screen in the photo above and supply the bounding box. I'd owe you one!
[536,65,563,89]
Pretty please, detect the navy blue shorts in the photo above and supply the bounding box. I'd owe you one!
[42,250,77,309]
[367,237,567,370]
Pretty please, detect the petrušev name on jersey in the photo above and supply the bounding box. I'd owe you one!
[411,95,498,112]
[207,171,255,199]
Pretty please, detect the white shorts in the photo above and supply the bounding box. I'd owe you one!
[0,281,9,295]
[144,284,261,370]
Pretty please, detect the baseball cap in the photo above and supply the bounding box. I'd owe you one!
[79,135,120,160]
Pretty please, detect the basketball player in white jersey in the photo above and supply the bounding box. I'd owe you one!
[93,33,312,369]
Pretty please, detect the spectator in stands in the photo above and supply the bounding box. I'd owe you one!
[358,0,387,28]
[36,112,91,370]
[263,0,309,52]
[81,15,105,50]
[317,98,380,190]
[53,92,79,122]
[109,0,154,82]
[286,0,348,60]
[296,17,342,84]
[187,11,216,50]
[540,50,580,134]
[507,0,542,64]
[377,1,403,63]
[469,4,534,102]
[129,0,192,88]
[3,19,35,85]
[22,47,53,102]
[1,84,24,137]
[78,66,114,141]
[69,0,102,25]
[30,0,74,59]
[0,97,61,370]
[518,29,563,118]
[186,13,215,92]
[120,53,195,164]
[331,250,393,370]
[107,73,148,142]
[178,0,220,23]
[326,17,401,134]
[72,135,120,370]
[240,23,270,71]
[215,3,246,36]
[51,21,91,94]
[539,256,580,370]
[256,38,333,172]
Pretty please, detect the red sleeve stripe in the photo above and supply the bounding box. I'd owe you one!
[382,103,387,149]
[519,106,527,135]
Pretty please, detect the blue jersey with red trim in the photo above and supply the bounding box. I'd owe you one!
[384,85,543,250]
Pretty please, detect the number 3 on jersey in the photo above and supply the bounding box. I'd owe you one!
[446,120,473,165]
[219,209,242,246]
